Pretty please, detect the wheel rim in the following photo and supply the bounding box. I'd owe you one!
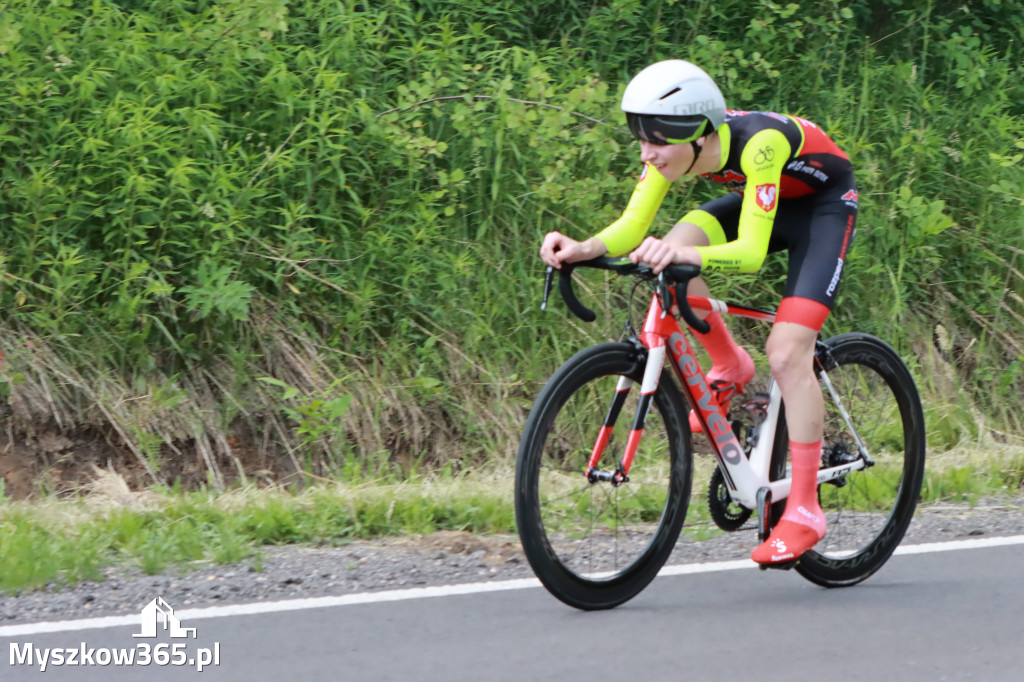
[534,369,682,582]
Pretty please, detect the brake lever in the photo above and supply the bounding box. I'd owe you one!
[658,273,672,319]
[541,266,554,311]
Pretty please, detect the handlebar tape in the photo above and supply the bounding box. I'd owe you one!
[557,265,597,322]
[556,259,710,333]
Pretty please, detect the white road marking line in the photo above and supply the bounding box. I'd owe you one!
[892,535,1024,555]
[2,534,1022,638]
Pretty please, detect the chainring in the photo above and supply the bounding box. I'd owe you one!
[707,466,752,531]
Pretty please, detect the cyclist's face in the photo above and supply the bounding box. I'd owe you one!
[639,140,696,182]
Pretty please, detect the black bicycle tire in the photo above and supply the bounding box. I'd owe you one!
[769,332,926,587]
[514,342,693,610]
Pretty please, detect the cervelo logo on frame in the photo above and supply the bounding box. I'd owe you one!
[669,332,743,469]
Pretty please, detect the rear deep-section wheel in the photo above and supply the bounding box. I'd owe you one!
[770,332,926,587]
[515,342,693,610]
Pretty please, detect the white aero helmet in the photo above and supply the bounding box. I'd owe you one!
[621,60,727,145]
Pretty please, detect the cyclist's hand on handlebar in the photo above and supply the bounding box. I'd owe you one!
[539,232,608,270]
[628,237,703,274]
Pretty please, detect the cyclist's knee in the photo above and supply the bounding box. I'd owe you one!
[766,324,816,386]
[666,220,712,247]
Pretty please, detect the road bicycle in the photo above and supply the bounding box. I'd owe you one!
[514,257,926,610]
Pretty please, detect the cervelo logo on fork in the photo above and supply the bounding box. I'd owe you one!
[669,332,744,465]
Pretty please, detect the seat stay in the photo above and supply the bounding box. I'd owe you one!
[818,365,874,465]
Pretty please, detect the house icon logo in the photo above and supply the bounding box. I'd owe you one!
[133,597,197,639]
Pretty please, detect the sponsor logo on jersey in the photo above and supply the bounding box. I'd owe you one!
[786,160,830,184]
[706,169,746,191]
[841,189,858,205]
[715,170,745,183]
[755,183,777,212]
[754,146,776,165]
[826,217,856,297]
[827,258,844,297]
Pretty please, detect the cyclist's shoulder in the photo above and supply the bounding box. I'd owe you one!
[719,112,796,170]
[722,110,847,162]
[722,110,796,131]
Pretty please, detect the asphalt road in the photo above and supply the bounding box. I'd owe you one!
[3,538,1022,682]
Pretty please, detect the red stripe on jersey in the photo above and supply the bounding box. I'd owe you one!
[790,115,848,160]
[779,175,815,198]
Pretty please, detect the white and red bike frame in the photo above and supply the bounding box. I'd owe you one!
[583,284,870,534]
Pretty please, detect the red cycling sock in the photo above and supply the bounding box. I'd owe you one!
[751,439,826,564]
[689,312,754,432]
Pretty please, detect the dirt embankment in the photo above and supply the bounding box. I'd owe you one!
[0,423,292,500]
[0,428,128,500]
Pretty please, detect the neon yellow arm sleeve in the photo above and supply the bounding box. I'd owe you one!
[591,164,671,256]
[695,128,791,273]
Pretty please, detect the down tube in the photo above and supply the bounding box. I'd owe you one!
[665,329,769,509]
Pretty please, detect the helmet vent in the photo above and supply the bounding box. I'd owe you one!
[659,87,681,100]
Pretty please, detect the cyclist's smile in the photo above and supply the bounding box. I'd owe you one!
[640,140,699,182]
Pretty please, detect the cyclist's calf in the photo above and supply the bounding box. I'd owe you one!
[765,322,822,442]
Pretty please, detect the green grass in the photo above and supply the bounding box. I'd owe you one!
[2,444,1022,594]
[0,474,516,594]
[920,449,1024,506]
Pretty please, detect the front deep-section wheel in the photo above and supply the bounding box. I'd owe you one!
[773,332,926,587]
[515,342,693,610]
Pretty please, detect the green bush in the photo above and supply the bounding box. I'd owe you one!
[0,0,1021,487]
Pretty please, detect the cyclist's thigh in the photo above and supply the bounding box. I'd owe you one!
[782,213,856,308]
[779,192,857,309]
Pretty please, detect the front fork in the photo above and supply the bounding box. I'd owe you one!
[584,374,634,485]
[585,295,674,485]
[584,344,664,485]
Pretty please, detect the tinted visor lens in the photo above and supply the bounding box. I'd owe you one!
[626,113,709,145]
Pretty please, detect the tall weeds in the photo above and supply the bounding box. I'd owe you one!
[0,0,1021,492]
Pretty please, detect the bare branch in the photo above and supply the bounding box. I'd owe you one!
[244,119,305,191]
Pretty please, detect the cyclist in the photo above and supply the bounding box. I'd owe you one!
[539,60,857,565]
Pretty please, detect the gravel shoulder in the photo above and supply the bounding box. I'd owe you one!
[2,497,1023,627]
